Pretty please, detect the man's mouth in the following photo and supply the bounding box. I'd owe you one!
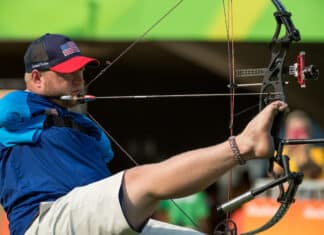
[71,90,81,96]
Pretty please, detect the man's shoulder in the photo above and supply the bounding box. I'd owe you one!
[0,91,31,125]
[0,90,28,102]
[0,89,17,99]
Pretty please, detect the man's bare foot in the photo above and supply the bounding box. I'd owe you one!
[236,101,288,161]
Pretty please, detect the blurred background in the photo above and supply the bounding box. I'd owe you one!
[1,0,324,234]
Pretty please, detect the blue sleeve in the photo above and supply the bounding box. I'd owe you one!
[0,91,31,130]
[0,91,46,147]
[98,129,114,163]
[71,113,114,163]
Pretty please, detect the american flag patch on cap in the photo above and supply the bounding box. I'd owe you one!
[60,41,80,56]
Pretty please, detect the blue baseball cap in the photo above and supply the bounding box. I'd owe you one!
[24,33,99,73]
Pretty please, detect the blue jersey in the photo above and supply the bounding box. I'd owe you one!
[0,91,114,235]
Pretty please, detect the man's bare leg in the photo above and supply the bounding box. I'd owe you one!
[121,101,287,229]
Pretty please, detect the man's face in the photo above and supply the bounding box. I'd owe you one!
[38,68,85,107]
[41,68,85,97]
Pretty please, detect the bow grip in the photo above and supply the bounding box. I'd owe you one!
[271,111,285,152]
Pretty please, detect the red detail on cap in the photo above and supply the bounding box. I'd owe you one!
[50,56,99,73]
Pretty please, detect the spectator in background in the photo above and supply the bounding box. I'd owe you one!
[274,110,324,179]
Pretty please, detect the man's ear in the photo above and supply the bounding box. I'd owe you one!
[30,70,43,88]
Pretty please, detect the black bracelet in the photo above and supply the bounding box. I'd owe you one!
[228,136,246,165]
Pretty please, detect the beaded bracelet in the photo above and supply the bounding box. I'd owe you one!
[228,136,246,165]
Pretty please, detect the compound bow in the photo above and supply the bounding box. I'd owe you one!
[215,0,322,234]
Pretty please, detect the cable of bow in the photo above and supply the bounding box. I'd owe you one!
[83,0,184,90]
[225,0,237,234]
[213,1,239,234]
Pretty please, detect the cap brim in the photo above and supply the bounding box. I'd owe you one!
[50,56,99,73]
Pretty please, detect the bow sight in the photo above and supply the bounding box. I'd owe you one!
[289,51,319,88]
[235,51,319,88]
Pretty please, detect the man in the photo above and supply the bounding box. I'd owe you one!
[0,33,287,235]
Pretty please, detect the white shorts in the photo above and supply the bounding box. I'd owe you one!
[25,171,204,235]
